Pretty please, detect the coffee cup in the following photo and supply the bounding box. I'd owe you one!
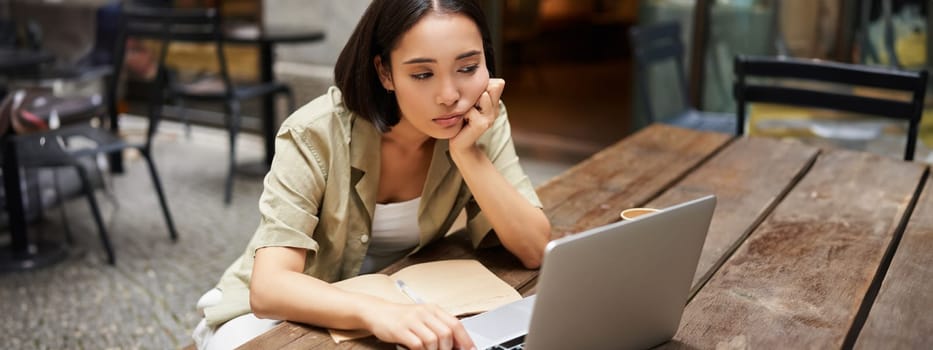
[620,207,659,221]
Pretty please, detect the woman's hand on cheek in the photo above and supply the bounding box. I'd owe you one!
[449,78,505,154]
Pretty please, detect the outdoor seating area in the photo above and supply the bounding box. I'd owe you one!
[2,0,933,349]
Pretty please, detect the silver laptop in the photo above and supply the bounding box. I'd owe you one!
[462,195,716,350]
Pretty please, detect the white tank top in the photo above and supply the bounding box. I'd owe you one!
[359,197,422,274]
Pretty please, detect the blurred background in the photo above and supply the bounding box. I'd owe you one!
[6,0,931,160]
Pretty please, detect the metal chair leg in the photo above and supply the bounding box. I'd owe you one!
[224,100,241,205]
[92,154,119,210]
[75,163,115,265]
[140,148,178,242]
[51,167,75,245]
[176,98,191,140]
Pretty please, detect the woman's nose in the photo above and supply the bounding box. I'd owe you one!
[435,79,460,106]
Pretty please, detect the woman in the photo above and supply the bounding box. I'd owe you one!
[192,1,551,349]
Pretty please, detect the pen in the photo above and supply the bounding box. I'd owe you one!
[395,280,425,304]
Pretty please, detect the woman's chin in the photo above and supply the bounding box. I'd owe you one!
[425,123,463,139]
[427,131,456,140]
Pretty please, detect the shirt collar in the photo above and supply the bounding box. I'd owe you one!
[349,119,457,235]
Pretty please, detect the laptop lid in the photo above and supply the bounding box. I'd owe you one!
[521,195,716,350]
[462,196,716,349]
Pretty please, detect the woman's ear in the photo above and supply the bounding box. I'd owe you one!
[374,56,395,92]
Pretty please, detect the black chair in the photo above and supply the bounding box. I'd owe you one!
[0,6,182,264]
[734,55,928,161]
[0,17,112,234]
[124,6,295,204]
[629,21,736,134]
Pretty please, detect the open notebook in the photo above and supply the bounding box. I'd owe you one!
[329,259,522,342]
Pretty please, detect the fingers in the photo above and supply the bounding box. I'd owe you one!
[428,305,474,350]
[477,79,504,116]
[421,315,452,350]
[475,79,504,113]
[399,330,426,350]
[445,316,476,350]
[475,91,493,116]
[486,78,505,104]
[451,79,505,152]
[395,305,471,350]
[408,320,440,350]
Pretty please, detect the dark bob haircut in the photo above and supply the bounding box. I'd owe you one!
[334,0,496,132]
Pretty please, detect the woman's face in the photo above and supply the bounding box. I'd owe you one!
[377,12,490,140]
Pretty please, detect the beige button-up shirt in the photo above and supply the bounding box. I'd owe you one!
[204,87,542,328]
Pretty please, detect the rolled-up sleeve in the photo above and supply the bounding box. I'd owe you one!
[252,126,327,255]
[465,102,544,247]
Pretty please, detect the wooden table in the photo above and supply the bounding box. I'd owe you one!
[240,124,933,349]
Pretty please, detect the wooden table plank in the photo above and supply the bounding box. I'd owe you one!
[280,330,346,350]
[645,137,819,292]
[670,149,927,349]
[855,169,933,349]
[537,124,732,237]
[242,322,319,349]
[289,333,391,349]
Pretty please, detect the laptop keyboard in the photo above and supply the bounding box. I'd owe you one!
[487,334,525,350]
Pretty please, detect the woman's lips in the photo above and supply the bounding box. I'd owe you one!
[433,114,463,128]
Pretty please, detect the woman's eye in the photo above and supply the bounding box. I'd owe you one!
[459,65,479,73]
[411,72,433,80]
